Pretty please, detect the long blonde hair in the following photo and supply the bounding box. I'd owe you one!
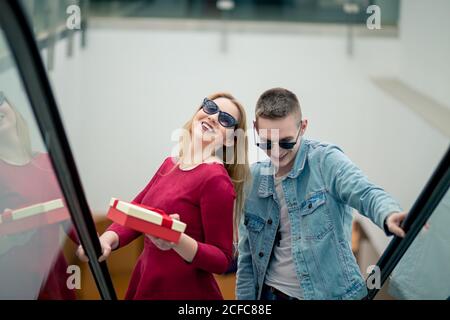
[177,93,251,242]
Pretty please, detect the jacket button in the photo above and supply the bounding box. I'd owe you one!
[308,203,312,209]
[244,220,248,226]
[259,252,264,258]
[267,219,273,225]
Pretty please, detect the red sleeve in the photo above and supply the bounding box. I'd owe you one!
[189,173,235,274]
[107,157,172,248]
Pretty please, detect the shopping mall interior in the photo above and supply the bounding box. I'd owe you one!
[0,0,449,300]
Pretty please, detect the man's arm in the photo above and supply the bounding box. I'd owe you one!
[320,145,407,237]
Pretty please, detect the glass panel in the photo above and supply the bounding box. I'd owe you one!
[88,0,400,25]
[381,187,450,300]
[0,25,82,300]
[21,0,81,37]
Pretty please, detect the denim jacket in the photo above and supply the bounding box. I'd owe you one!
[236,139,402,300]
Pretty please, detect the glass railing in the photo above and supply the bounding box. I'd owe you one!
[6,0,90,72]
[367,146,450,300]
[88,0,399,26]
[387,188,450,299]
[21,0,88,38]
[0,0,115,300]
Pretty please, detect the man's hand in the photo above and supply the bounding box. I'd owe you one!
[386,212,408,238]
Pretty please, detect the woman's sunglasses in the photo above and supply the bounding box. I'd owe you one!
[202,98,238,128]
[253,122,302,150]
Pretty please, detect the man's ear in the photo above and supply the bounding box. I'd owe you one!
[301,118,308,135]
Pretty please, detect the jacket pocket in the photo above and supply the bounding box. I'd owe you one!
[299,190,333,239]
[243,212,266,265]
[244,212,265,233]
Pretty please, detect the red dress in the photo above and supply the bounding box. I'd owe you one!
[0,153,77,300]
[107,157,236,300]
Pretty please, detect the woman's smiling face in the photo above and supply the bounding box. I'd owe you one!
[192,97,240,149]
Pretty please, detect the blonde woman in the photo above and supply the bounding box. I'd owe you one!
[77,93,250,300]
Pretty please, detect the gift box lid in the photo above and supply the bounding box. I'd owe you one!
[0,199,65,224]
[109,198,186,233]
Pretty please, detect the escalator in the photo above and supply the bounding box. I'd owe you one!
[366,146,450,300]
[0,0,448,300]
[0,0,116,300]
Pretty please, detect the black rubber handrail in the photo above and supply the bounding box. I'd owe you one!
[366,145,450,299]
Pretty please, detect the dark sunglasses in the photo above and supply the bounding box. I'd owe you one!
[253,122,302,150]
[202,98,238,128]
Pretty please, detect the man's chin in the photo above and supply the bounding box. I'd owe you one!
[271,158,286,169]
[273,156,295,171]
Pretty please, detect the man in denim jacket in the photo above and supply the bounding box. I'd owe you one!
[236,88,407,300]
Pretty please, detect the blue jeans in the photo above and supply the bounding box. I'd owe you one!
[260,284,299,301]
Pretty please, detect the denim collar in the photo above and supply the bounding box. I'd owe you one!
[257,139,309,198]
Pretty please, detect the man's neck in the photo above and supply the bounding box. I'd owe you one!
[275,163,293,178]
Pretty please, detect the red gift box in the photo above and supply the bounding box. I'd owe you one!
[0,199,69,236]
[107,198,187,243]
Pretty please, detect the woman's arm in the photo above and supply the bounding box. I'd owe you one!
[173,233,198,262]
[192,174,235,273]
[76,230,119,262]
[146,213,198,262]
[148,174,235,274]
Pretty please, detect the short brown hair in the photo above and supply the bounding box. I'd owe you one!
[255,88,302,121]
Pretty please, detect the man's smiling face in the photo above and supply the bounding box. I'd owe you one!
[255,114,307,176]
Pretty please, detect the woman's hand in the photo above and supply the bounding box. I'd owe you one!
[76,231,119,262]
[147,213,198,263]
[146,214,180,251]
[386,212,408,238]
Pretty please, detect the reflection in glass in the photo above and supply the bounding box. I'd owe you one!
[386,188,450,300]
[0,91,80,299]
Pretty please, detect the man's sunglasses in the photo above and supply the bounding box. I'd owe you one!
[253,122,302,150]
[202,98,238,128]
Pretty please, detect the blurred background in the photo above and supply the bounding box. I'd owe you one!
[0,0,449,300]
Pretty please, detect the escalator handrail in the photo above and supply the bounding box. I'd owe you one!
[0,0,117,300]
[365,145,450,299]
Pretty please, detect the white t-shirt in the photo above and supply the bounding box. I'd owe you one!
[264,174,304,299]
